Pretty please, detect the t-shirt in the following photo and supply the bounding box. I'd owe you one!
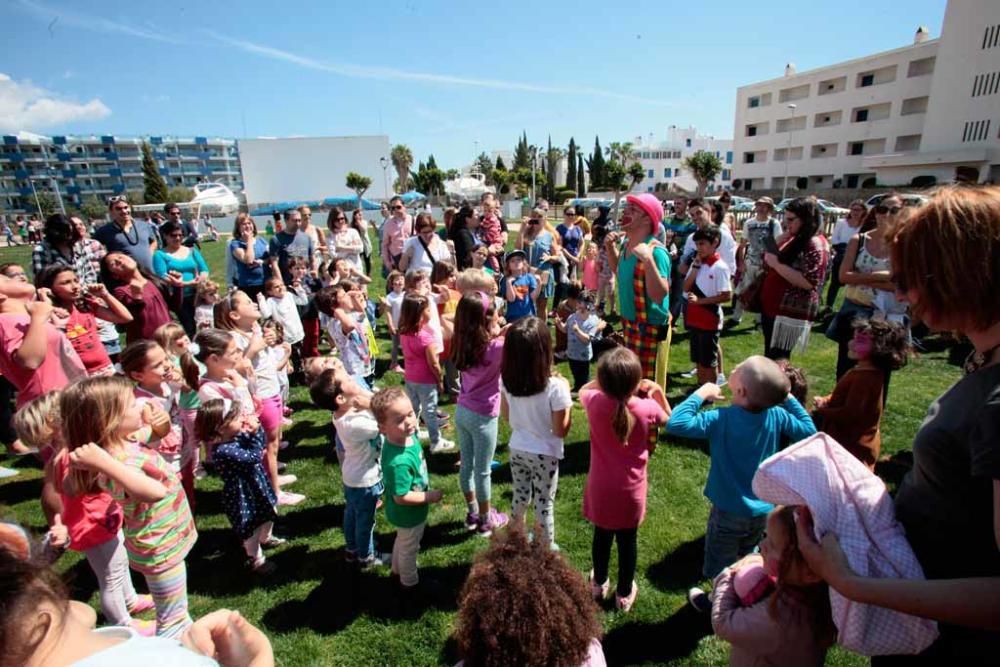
[134,384,184,470]
[457,337,504,417]
[667,394,816,517]
[269,230,313,284]
[258,293,305,344]
[581,390,668,530]
[103,440,197,574]
[198,379,255,418]
[323,311,376,378]
[94,220,159,272]
[505,273,538,321]
[565,313,600,362]
[64,305,113,374]
[402,235,450,274]
[70,626,217,666]
[582,258,599,291]
[0,312,86,409]
[152,248,208,295]
[386,290,405,327]
[685,256,732,332]
[228,238,270,287]
[195,304,214,330]
[830,217,860,247]
[557,223,584,259]
[401,326,440,385]
[113,281,173,344]
[232,329,281,399]
[894,364,1000,581]
[53,450,123,552]
[334,409,383,489]
[502,376,573,458]
[682,226,738,278]
[615,236,672,326]
[383,433,430,528]
[665,216,697,248]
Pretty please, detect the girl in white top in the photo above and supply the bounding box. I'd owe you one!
[256,277,304,346]
[500,316,573,549]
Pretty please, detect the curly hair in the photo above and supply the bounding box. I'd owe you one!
[454,526,602,667]
[851,318,911,371]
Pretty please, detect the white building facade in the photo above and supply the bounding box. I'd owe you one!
[0,133,242,214]
[631,126,734,194]
[733,0,1000,191]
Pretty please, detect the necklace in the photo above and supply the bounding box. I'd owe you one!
[963,342,1000,375]
[114,221,140,246]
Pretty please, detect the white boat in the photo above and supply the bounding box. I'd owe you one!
[189,182,241,215]
[444,172,495,203]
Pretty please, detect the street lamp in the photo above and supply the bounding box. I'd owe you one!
[48,167,65,215]
[781,103,797,201]
[531,147,538,204]
[379,156,388,199]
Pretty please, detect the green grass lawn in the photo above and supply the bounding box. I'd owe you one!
[0,239,962,666]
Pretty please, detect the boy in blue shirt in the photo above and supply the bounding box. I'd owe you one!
[557,294,606,392]
[503,249,546,322]
[666,355,815,609]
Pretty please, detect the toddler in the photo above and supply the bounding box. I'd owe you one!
[194,279,219,331]
[557,294,606,392]
[256,277,305,350]
[503,250,544,322]
[382,269,406,372]
[315,283,376,390]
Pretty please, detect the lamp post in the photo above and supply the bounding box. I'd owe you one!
[28,178,43,218]
[379,156,388,199]
[781,103,797,201]
[531,147,538,204]
[48,167,66,215]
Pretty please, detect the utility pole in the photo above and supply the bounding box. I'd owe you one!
[781,103,797,201]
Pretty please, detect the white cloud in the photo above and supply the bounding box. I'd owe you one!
[0,73,111,132]
[204,30,673,107]
[13,0,180,44]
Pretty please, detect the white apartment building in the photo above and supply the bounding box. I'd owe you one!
[733,0,1000,191]
[631,126,734,194]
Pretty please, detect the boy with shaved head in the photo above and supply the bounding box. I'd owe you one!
[667,355,815,608]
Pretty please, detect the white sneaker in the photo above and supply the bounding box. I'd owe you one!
[277,474,298,486]
[716,373,727,387]
[0,466,18,479]
[430,438,455,454]
[681,368,698,379]
[279,439,291,450]
[277,490,306,506]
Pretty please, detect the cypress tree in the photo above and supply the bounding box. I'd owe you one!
[141,142,168,204]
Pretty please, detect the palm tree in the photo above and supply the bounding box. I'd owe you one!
[391,144,414,193]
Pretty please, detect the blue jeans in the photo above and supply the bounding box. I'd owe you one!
[703,505,767,579]
[405,382,441,445]
[343,480,384,560]
[455,406,499,502]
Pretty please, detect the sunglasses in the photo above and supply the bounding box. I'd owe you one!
[392,205,404,211]
[108,195,128,204]
[528,220,540,225]
[167,233,183,238]
[336,216,346,221]
[876,205,902,215]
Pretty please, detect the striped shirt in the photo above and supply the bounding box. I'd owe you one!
[104,441,197,574]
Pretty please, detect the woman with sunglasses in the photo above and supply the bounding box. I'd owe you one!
[759,197,829,360]
[517,208,562,319]
[797,185,1000,663]
[825,194,901,380]
[153,221,210,336]
[399,213,450,275]
[326,207,364,273]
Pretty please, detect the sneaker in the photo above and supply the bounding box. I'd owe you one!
[281,417,294,427]
[129,618,156,637]
[716,373,727,387]
[359,551,392,570]
[194,464,208,480]
[278,490,306,506]
[465,511,480,531]
[128,594,155,615]
[616,581,638,612]
[490,459,501,471]
[261,535,288,548]
[277,473,298,486]
[389,364,404,373]
[0,466,18,479]
[249,558,277,576]
[279,439,291,449]
[589,570,610,601]
[282,406,294,417]
[429,438,455,454]
[680,367,698,379]
[687,587,713,614]
[344,550,357,563]
[554,351,567,360]
[276,461,287,473]
[436,410,450,421]
[477,508,509,537]
[418,428,429,440]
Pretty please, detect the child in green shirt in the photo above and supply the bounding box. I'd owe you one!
[371,387,443,589]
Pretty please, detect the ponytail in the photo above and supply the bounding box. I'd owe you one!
[186,329,235,388]
[610,399,635,445]
[180,351,202,391]
[594,347,643,446]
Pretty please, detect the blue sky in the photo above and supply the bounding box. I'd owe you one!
[1,0,946,169]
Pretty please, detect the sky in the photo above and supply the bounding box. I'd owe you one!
[1,0,947,170]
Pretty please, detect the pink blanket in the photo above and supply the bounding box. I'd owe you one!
[752,432,938,656]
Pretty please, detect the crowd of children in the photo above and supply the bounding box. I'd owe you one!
[1,189,971,667]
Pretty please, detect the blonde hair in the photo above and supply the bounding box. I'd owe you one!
[456,268,495,295]
[195,279,219,306]
[13,391,61,452]
[60,376,134,496]
[737,356,791,412]
[153,322,186,355]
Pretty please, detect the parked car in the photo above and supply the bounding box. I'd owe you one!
[864,192,930,209]
[774,198,850,217]
[706,195,755,212]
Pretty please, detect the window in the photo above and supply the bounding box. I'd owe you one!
[647,169,654,178]
[744,152,755,164]
[647,186,653,192]
[685,139,692,147]
[860,74,874,87]
[962,119,992,142]
[722,169,731,180]
[747,125,757,136]
[846,174,860,188]
[663,168,671,178]
[748,96,760,108]
[855,109,869,122]
[983,24,1000,49]
[972,72,1000,97]
[726,151,733,164]
[850,142,864,156]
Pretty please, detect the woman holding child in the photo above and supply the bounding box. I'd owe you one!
[797,185,1000,662]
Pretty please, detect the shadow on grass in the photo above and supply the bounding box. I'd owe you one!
[601,603,713,665]
[875,449,914,493]
[261,556,468,634]
[647,535,706,593]
[0,477,45,507]
[279,502,346,538]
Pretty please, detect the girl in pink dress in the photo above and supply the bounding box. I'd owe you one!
[580,347,670,612]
